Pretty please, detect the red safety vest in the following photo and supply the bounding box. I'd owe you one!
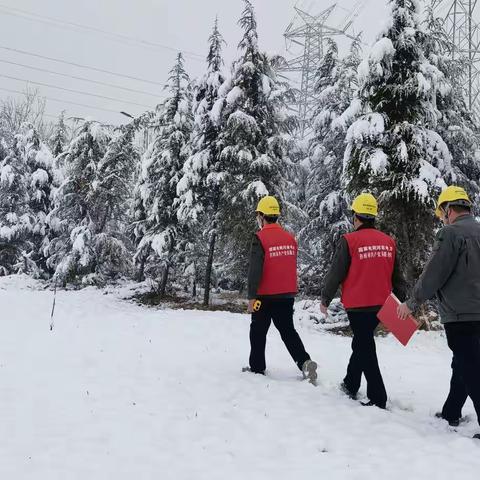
[256,224,298,296]
[341,228,396,309]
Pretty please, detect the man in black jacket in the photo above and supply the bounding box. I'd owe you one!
[321,193,407,409]
[245,196,317,384]
[398,186,480,440]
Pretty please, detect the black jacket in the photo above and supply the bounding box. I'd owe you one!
[321,226,408,312]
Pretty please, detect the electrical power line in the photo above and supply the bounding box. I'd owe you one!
[0,74,153,108]
[0,3,204,62]
[0,45,164,87]
[0,86,129,115]
[0,59,163,98]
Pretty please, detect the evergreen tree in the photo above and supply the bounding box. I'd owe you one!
[177,18,226,305]
[46,120,132,284]
[94,125,139,278]
[0,137,8,163]
[423,4,480,204]
[344,0,452,285]
[283,137,310,235]
[0,123,57,276]
[95,125,138,233]
[16,123,56,275]
[212,0,297,288]
[300,39,361,294]
[50,111,68,157]
[130,176,149,281]
[0,137,34,275]
[127,111,156,282]
[133,53,193,295]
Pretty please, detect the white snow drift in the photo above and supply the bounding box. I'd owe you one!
[0,275,479,480]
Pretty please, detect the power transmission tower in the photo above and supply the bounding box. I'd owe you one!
[435,0,480,116]
[282,2,363,138]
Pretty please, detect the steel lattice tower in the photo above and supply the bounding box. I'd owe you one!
[435,0,480,116]
[283,3,362,138]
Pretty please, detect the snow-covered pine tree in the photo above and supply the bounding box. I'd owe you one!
[93,125,139,277]
[126,111,156,282]
[300,38,361,294]
[0,136,35,275]
[16,123,56,275]
[46,119,133,284]
[174,79,203,297]
[177,17,226,305]
[133,53,193,295]
[0,136,8,163]
[130,177,149,281]
[344,0,452,285]
[423,4,480,204]
[50,111,68,157]
[212,0,297,289]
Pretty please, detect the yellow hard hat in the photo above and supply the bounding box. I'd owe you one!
[351,193,378,217]
[256,196,280,216]
[435,186,472,218]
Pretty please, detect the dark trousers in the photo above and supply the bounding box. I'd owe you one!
[344,311,387,408]
[441,322,480,426]
[249,298,310,373]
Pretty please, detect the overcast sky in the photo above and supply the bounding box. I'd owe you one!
[0,1,396,125]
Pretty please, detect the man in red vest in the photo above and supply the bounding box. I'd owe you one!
[246,196,317,384]
[320,193,406,408]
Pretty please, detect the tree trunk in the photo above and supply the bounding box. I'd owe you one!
[159,263,170,297]
[97,205,111,234]
[192,261,197,298]
[136,256,146,282]
[203,232,217,306]
[159,239,175,297]
[400,219,414,287]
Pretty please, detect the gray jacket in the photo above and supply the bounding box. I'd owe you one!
[406,215,480,324]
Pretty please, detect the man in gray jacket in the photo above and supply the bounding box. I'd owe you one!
[398,186,480,440]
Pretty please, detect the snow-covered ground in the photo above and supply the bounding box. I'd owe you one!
[0,276,479,480]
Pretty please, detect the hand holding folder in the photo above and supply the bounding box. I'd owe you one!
[377,294,420,346]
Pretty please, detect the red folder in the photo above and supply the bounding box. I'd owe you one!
[377,294,419,346]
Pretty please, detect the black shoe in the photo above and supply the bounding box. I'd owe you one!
[242,366,265,375]
[361,400,386,410]
[340,382,357,400]
[435,412,460,427]
[473,433,480,440]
